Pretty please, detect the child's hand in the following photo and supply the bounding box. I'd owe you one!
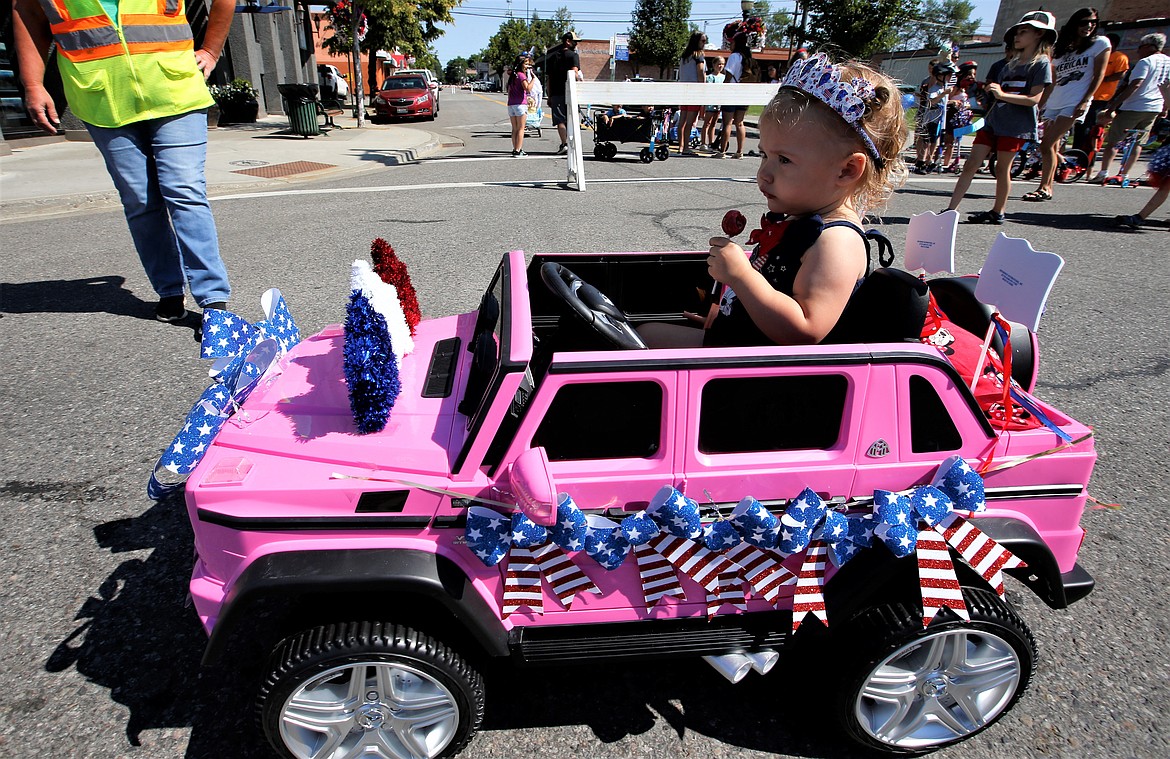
[984,83,1002,100]
[707,236,749,286]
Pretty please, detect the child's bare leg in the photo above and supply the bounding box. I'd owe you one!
[1137,181,1170,219]
[947,143,991,210]
[993,148,1016,213]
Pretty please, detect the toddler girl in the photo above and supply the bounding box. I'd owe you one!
[642,53,908,347]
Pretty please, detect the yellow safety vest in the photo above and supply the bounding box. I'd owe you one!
[36,0,214,127]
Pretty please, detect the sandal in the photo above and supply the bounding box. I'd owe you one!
[1021,189,1052,201]
[967,210,1005,225]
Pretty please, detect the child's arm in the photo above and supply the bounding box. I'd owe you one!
[984,82,1046,107]
[708,227,867,345]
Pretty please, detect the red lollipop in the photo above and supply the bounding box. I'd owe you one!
[722,209,747,238]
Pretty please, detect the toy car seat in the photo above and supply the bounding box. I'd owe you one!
[822,268,930,345]
[928,276,1038,392]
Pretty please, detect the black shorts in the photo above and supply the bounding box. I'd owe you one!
[549,96,568,127]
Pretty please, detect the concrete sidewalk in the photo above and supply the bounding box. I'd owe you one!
[0,113,446,220]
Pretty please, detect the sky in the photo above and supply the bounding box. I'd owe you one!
[432,0,1003,64]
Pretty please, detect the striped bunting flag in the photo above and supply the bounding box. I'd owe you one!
[647,533,738,593]
[633,543,685,606]
[792,539,829,632]
[937,512,1026,597]
[724,542,798,605]
[502,546,544,618]
[532,542,600,609]
[916,528,969,626]
[706,571,747,616]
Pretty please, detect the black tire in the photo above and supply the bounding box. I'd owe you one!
[1058,148,1089,183]
[639,147,654,163]
[258,621,484,759]
[604,142,618,160]
[1009,148,1028,179]
[594,144,607,160]
[655,145,670,161]
[833,587,1037,755]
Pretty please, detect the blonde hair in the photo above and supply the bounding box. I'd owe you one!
[762,60,908,215]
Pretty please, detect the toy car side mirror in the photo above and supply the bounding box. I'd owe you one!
[508,447,557,525]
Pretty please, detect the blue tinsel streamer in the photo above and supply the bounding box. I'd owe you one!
[343,291,401,433]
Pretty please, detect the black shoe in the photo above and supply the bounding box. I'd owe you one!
[1114,214,1142,230]
[155,295,187,322]
[556,143,567,155]
[967,210,1005,225]
[512,149,527,157]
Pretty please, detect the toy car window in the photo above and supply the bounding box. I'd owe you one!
[698,375,846,454]
[532,381,662,461]
[908,375,962,453]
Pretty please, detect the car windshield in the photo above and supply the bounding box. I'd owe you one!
[384,78,426,91]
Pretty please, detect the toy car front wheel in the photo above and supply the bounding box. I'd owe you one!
[834,587,1036,754]
[258,622,484,759]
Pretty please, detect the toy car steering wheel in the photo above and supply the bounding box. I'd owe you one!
[540,262,648,350]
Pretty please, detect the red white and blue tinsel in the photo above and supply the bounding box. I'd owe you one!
[344,260,413,434]
[464,457,1025,629]
[147,289,301,499]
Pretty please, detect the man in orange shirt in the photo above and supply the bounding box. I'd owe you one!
[1076,32,1128,156]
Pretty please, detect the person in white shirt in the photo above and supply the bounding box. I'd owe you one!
[1094,33,1170,182]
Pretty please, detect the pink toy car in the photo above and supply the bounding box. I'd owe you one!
[176,250,1095,758]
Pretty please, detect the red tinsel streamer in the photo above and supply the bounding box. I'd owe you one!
[369,238,421,335]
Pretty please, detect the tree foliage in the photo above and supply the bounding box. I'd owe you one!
[444,56,469,83]
[799,0,916,59]
[896,0,981,52]
[747,1,792,48]
[481,8,578,79]
[628,0,692,79]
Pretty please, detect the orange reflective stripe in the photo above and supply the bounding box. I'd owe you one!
[121,13,191,26]
[56,15,116,33]
[125,40,191,55]
[57,42,124,62]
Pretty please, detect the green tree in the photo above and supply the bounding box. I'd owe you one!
[482,10,578,80]
[897,0,980,52]
[444,56,469,84]
[628,0,692,79]
[748,1,792,48]
[800,0,916,59]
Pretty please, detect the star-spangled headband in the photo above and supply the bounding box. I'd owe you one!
[780,53,883,167]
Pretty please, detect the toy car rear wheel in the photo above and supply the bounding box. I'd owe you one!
[258,621,484,759]
[639,147,654,163]
[833,587,1036,755]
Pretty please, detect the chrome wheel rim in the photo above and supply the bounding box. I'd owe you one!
[854,628,1022,750]
[279,661,460,759]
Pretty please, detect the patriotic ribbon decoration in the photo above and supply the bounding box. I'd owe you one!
[464,495,600,617]
[874,458,1026,626]
[147,290,300,500]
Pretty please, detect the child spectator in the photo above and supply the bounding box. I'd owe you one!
[914,63,953,173]
[1114,144,1170,228]
[941,61,978,170]
[675,31,708,154]
[641,54,908,347]
[701,57,726,152]
[945,11,1055,223]
[506,54,534,157]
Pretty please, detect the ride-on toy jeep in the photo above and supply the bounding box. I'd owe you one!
[168,249,1095,758]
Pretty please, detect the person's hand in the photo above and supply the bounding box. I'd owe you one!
[23,83,59,135]
[1075,100,1091,117]
[195,48,218,80]
[985,83,1002,100]
[707,236,750,287]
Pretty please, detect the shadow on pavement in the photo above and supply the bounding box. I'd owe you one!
[0,275,153,319]
[43,492,271,757]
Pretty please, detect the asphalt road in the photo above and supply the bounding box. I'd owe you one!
[1,89,1167,759]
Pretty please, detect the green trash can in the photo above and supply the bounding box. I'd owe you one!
[278,83,320,137]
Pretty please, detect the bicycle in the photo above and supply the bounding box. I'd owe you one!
[1010,121,1089,183]
[1099,129,1146,187]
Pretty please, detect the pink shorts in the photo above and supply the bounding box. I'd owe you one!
[679,105,701,113]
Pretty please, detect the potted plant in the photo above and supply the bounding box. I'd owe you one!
[209,78,260,124]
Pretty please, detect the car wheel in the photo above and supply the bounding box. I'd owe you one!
[833,587,1036,755]
[258,621,484,759]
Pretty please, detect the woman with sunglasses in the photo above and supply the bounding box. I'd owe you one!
[1023,7,1110,200]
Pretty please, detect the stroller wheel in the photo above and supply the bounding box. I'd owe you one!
[604,142,618,159]
[639,147,654,164]
[594,144,607,160]
[655,145,670,161]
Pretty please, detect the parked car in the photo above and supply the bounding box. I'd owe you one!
[316,63,349,101]
[392,68,441,111]
[370,76,436,122]
[173,249,1096,759]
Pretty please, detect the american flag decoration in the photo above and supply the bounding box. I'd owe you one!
[148,291,300,499]
[724,541,797,605]
[915,527,969,626]
[633,543,686,605]
[647,532,738,597]
[707,571,748,616]
[465,505,600,617]
[937,511,1025,597]
[791,539,829,632]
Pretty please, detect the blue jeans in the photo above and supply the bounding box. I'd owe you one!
[86,110,231,307]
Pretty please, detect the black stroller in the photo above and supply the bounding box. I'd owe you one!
[591,107,672,163]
